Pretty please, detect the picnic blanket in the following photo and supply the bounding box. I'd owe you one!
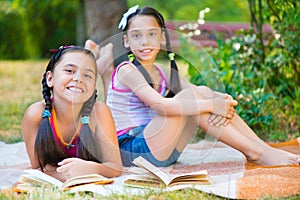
[0,140,299,199]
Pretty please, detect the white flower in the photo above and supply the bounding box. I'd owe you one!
[118,5,139,30]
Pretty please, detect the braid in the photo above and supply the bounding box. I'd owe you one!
[163,27,181,97]
[81,90,97,117]
[42,72,52,111]
[77,90,101,163]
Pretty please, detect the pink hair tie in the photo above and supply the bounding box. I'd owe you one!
[49,45,75,53]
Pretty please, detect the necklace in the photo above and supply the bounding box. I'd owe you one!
[52,108,81,149]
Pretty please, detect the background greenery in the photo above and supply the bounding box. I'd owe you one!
[0,0,299,143]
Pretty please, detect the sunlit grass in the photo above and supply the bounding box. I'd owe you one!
[0,186,224,200]
[0,60,45,143]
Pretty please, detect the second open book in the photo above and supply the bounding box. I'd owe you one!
[13,169,114,193]
[125,156,212,188]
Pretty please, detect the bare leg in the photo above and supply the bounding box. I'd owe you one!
[145,87,300,165]
[195,112,300,165]
[144,115,189,161]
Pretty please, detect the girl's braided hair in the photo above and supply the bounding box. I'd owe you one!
[122,6,181,97]
[35,46,101,170]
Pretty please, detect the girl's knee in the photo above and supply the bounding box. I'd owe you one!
[197,85,212,96]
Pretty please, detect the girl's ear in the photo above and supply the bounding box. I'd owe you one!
[46,71,54,87]
[123,35,130,48]
[161,31,166,46]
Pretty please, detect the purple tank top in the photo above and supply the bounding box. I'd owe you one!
[50,113,79,157]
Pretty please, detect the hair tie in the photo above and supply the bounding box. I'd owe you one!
[128,53,135,62]
[42,110,51,118]
[49,45,75,60]
[118,5,139,30]
[168,53,175,61]
[81,116,90,125]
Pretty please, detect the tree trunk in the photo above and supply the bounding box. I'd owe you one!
[77,0,87,46]
[84,0,127,43]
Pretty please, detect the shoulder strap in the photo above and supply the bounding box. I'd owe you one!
[133,60,154,88]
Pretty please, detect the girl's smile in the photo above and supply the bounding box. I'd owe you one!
[67,85,84,93]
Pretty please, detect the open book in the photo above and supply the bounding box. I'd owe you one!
[13,169,114,193]
[124,156,211,188]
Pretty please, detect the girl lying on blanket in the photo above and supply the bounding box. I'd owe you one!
[22,46,122,181]
[86,5,300,168]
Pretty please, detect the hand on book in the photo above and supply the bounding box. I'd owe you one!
[57,158,98,180]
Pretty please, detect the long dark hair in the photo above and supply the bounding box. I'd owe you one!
[35,46,101,170]
[121,6,181,97]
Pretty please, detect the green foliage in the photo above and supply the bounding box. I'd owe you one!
[0,1,26,59]
[20,0,79,58]
[179,1,299,141]
[264,0,300,87]
[128,0,249,21]
[0,0,78,59]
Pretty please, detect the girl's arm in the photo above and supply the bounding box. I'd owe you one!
[22,102,44,169]
[92,101,122,177]
[56,102,122,180]
[117,64,237,118]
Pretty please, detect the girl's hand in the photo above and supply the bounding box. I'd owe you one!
[208,113,231,127]
[56,158,97,180]
[212,96,238,118]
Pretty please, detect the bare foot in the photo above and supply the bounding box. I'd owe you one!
[249,146,300,166]
[268,137,300,155]
[84,39,114,77]
[96,43,114,77]
[85,39,100,59]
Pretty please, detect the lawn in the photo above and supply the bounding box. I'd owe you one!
[0,60,46,143]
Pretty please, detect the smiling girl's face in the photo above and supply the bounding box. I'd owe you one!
[124,15,166,65]
[46,51,96,104]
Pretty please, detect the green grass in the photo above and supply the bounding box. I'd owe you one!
[0,60,299,199]
[0,60,45,143]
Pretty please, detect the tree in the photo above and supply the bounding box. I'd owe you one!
[84,0,127,43]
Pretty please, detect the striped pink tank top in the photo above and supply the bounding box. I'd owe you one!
[106,61,169,136]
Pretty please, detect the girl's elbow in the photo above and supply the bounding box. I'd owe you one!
[151,101,170,116]
[107,166,122,178]
[113,169,122,177]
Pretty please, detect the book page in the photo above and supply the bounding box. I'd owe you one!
[124,174,164,188]
[132,157,211,186]
[61,174,113,190]
[23,169,63,188]
[132,156,172,185]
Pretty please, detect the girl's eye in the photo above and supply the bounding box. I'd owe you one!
[150,32,156,37]
[64,69,75,73]
[131,33,140,39]
[133,34,139,38]
[84,74,93,79]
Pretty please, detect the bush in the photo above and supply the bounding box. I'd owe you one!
[178,2,299,141]
[0,2,26,59]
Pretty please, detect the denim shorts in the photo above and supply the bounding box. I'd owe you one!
[118,125,181,167]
